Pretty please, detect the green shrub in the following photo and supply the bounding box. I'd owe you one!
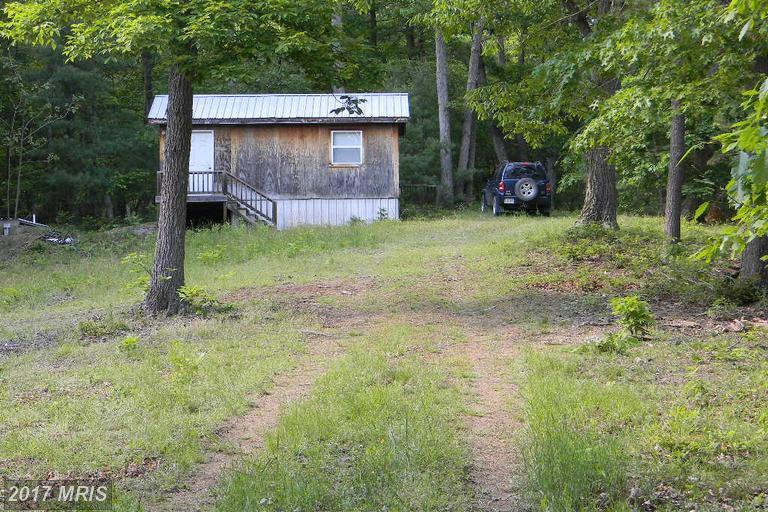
[594,332,640,355]
[177,285,231,316]
[610,295,654,337]
[121,252,151,291]
[705,297,738,319]
[78,315,129,339]
[118,335,141,356]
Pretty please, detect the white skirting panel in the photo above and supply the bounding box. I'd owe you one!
[274,198,399,230]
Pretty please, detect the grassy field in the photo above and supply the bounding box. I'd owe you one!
[1,212,766,511]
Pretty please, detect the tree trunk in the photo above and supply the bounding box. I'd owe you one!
[468,123,477,171]
[457,19,484,200]
[516,134,530,161]
[13,135,24,219]
[664,99,686,241]
[490,124,508,164]
[104,194,114,220]
[5,142,12,219]
[497,36,507,67]
[740,236,768,287]
[466,121,476,198]
[368,2,378,47]
[141,50,154,118]
[577,147,618,229]
[332,10,345,93]
[435,29,454,205]
[405,27,416,59]
[6,109,16,219]
[545,155,558,210]
[144,66,193,315]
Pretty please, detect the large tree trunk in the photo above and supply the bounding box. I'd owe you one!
[577,147,618,229]
[457,19,484,200]
[664,99,685,241]
[141,50,154,118]
[144,66,193,315]
[740,236,768,287]
[435,29,454,205]
[563,0,621,229]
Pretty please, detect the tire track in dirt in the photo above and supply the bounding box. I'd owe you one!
[148,333,346,512]
[451,328,529,512]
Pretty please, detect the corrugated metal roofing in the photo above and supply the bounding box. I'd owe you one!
[147,93,409,125]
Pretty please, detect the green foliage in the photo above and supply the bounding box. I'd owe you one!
[610,295,654,337]
[77,314,128,339]
[558,224,621,262]
[547,220,730,305]
[592,331,640,355]
[196,244,226,265]
[705,297,738,319]
[692,1,768,260]
[121,252,151,291]
[177,285,230,316]
[0,48,156,223]
[117,335,141,356]
[168,340,201,385]
[0,287,24,310]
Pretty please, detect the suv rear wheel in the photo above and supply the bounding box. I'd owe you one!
[515,177,539,202]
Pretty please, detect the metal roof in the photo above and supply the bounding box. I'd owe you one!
[147,93,409,125]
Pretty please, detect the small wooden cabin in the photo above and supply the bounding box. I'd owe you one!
[147,93,409,229]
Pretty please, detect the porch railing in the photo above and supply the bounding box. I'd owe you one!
[224,172,276,225]
[155,170,276,226]
[156,171,224,195]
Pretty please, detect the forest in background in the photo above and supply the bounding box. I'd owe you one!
[0,0,766,229]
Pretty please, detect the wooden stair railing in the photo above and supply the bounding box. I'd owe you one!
[223,172,277,226]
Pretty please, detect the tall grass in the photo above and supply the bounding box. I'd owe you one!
[215,332,471,512]
[522,352,644,511]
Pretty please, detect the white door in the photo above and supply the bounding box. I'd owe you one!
[189,131,214,193]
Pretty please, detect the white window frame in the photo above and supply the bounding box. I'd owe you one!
[330,130,364,166]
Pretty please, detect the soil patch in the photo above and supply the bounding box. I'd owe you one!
[449,327,529,512]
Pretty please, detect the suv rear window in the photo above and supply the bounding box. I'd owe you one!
[503,164,546,180]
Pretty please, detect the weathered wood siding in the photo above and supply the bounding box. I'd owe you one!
[275,198,399,230]
[211,124,400,199]
[157,124,402,228]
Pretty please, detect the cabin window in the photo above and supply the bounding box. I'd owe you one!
[331,130,363,165]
